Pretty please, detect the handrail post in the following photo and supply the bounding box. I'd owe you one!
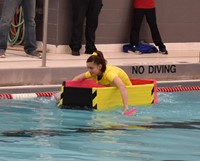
[42,0,49,67]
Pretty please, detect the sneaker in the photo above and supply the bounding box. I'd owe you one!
[72,50,80,56]
[85,45,97,55]
[159,47,168,55]
[85,48,97,54]
[0,50,6,58]
[26,50,42,59]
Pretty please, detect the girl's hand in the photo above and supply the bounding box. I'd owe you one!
[123,107,137,115]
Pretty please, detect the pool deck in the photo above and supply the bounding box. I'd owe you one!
[0,44,200,93]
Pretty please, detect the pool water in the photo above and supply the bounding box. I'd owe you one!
[0,91,200,161]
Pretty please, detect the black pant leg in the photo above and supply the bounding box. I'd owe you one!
[130,9,145,46]
[70,0,88,51]
[85,0,103,51]
[145,8,164,47]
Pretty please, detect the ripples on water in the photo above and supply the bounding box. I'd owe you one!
[0,91,200,161]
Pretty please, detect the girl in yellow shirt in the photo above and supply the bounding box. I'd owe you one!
[73,51,132,114]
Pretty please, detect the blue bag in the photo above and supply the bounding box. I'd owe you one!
[123,43,158,53]
[136,43,158,53]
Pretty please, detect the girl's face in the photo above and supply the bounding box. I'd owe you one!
[86,62,102,76]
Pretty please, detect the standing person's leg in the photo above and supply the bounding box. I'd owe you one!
[22,0,36,53]
[0,0,22,57]
[85,0,102,54]
[70,0,88,56]
[130,9,145,46]
[145,8,168,54]
[22,0,41,58]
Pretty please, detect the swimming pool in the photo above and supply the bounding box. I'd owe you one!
[0,91,200,161]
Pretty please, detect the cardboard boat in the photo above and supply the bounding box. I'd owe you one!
[58,78,158,111]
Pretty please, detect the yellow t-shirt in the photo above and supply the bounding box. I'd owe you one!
[85,64,132,86]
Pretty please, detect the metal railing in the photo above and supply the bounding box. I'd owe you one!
[42,0,49,67]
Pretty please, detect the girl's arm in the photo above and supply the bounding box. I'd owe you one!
[52,73,87,102]
[72,73,87,81]
[112,76,129,114]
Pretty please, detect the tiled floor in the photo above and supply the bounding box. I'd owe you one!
[0,49,199,69]
[0,47,199,89]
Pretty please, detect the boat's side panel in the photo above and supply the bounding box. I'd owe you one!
[92,87,121,111]
[127,84,155,105]
[93,83,155,111]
